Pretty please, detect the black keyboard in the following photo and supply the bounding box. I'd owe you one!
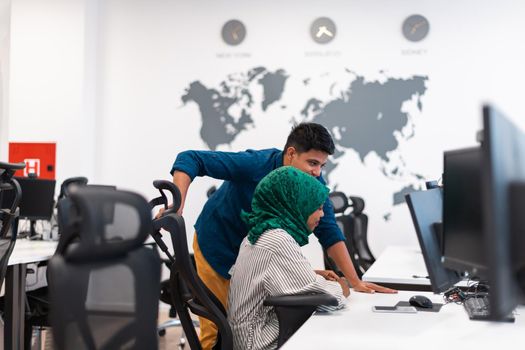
[463,296,515,322]
[463,296,490,320]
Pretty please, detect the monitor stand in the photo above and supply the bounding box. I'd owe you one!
[28,220,42,240]
[19,219,43,240]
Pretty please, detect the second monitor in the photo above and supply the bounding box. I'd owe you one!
[1,177,56,237]
[406,187,461,294]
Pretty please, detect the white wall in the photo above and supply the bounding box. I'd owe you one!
[8,0,96,180]
[5,0,525,268]
[0,0,10,160]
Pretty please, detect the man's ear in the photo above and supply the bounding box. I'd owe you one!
[285,146,297,159]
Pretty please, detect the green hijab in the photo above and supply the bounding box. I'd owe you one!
[241,166,329,246]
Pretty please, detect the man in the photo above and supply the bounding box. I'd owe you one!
[170,123,396,349]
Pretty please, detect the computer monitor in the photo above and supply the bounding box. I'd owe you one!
[442,105,525,321]
[12,177,56,220]
[1,177,56,237]
[406,187,461,293]
[442,147,488,278]
[481,104,525,320]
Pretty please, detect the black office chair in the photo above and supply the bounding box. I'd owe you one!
[152,181,338,350]
[0,161,25,290]
[0,162,55,350]
[33,182,117,320]
[48,187,161,350]
[13,177,93,349]
[148,180,189,340]
[324,191,375,279]
[0,163,26,346]
[18,182,117,349]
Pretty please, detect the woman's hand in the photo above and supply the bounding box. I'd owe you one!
[337,277,351,297]
[314,270,339,281]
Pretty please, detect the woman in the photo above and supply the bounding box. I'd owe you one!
[228,166,349,350]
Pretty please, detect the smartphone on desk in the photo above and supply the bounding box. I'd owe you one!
[372,306,418,313]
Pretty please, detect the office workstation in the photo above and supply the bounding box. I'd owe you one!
[283,290,525,350]
[1,0,525,349]
[286,106,525,348]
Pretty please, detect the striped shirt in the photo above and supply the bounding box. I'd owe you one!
[228,229,347,350]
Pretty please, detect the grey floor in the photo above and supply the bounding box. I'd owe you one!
[0,307,197,350]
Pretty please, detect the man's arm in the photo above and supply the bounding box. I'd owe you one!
[313,177,397,294]
[172,171,191,215]
[327,241,397,294]
[170,149,275,183]
[166,149,277,215]
[155,171,192,218]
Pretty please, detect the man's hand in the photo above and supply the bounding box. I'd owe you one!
[352,280,397,294]
[155,207,164,219]
[314,270,339,281]
[154,205,172,219]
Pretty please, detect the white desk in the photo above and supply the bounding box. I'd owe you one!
[363,246,469,291]
[363,246,430,287]
[283,290,524,350]
[4,239,57,350]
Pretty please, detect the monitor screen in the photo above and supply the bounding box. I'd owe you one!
[406,187,461,293]
[442,105,525,321]
[1,177,56,220]
[442,147,488,278]
[481,104,525,320]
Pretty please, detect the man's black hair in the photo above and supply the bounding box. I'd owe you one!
[284,123,335,155]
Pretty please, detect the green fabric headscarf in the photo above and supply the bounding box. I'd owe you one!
[241,166,329,246]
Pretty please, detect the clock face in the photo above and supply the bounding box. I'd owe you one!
[221,19,246,46]
[310,17,337,44]
[402,14,429,42]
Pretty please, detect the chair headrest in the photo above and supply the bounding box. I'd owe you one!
[349,196,365,215]
[64,187,152,262]
[150,180,181,214]
[58,176,88,200]
[329,192,366,215]
[329,191,349,213]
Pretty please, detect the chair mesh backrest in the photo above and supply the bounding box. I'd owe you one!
[326,191,375,277]
[49,188,161,350]
[347,196,374,264]
[64,187,151,261]
[352,214,373,262]
[55,185,118,255]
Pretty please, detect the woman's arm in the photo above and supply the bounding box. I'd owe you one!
[263,231,347,307]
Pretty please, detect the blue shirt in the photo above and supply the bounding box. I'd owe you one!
[171,148,345,279]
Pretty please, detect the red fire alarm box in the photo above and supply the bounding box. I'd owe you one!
[8,142,56,179]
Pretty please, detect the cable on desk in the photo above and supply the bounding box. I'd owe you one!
[442,280,490,305]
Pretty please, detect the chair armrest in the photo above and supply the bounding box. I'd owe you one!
[0,161,26,170]
[264,294,338,347]
[263,294,338,307]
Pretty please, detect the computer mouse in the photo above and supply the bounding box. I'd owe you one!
[409,295,433,309]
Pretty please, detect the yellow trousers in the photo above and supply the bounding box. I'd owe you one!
[192,233,230,350]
